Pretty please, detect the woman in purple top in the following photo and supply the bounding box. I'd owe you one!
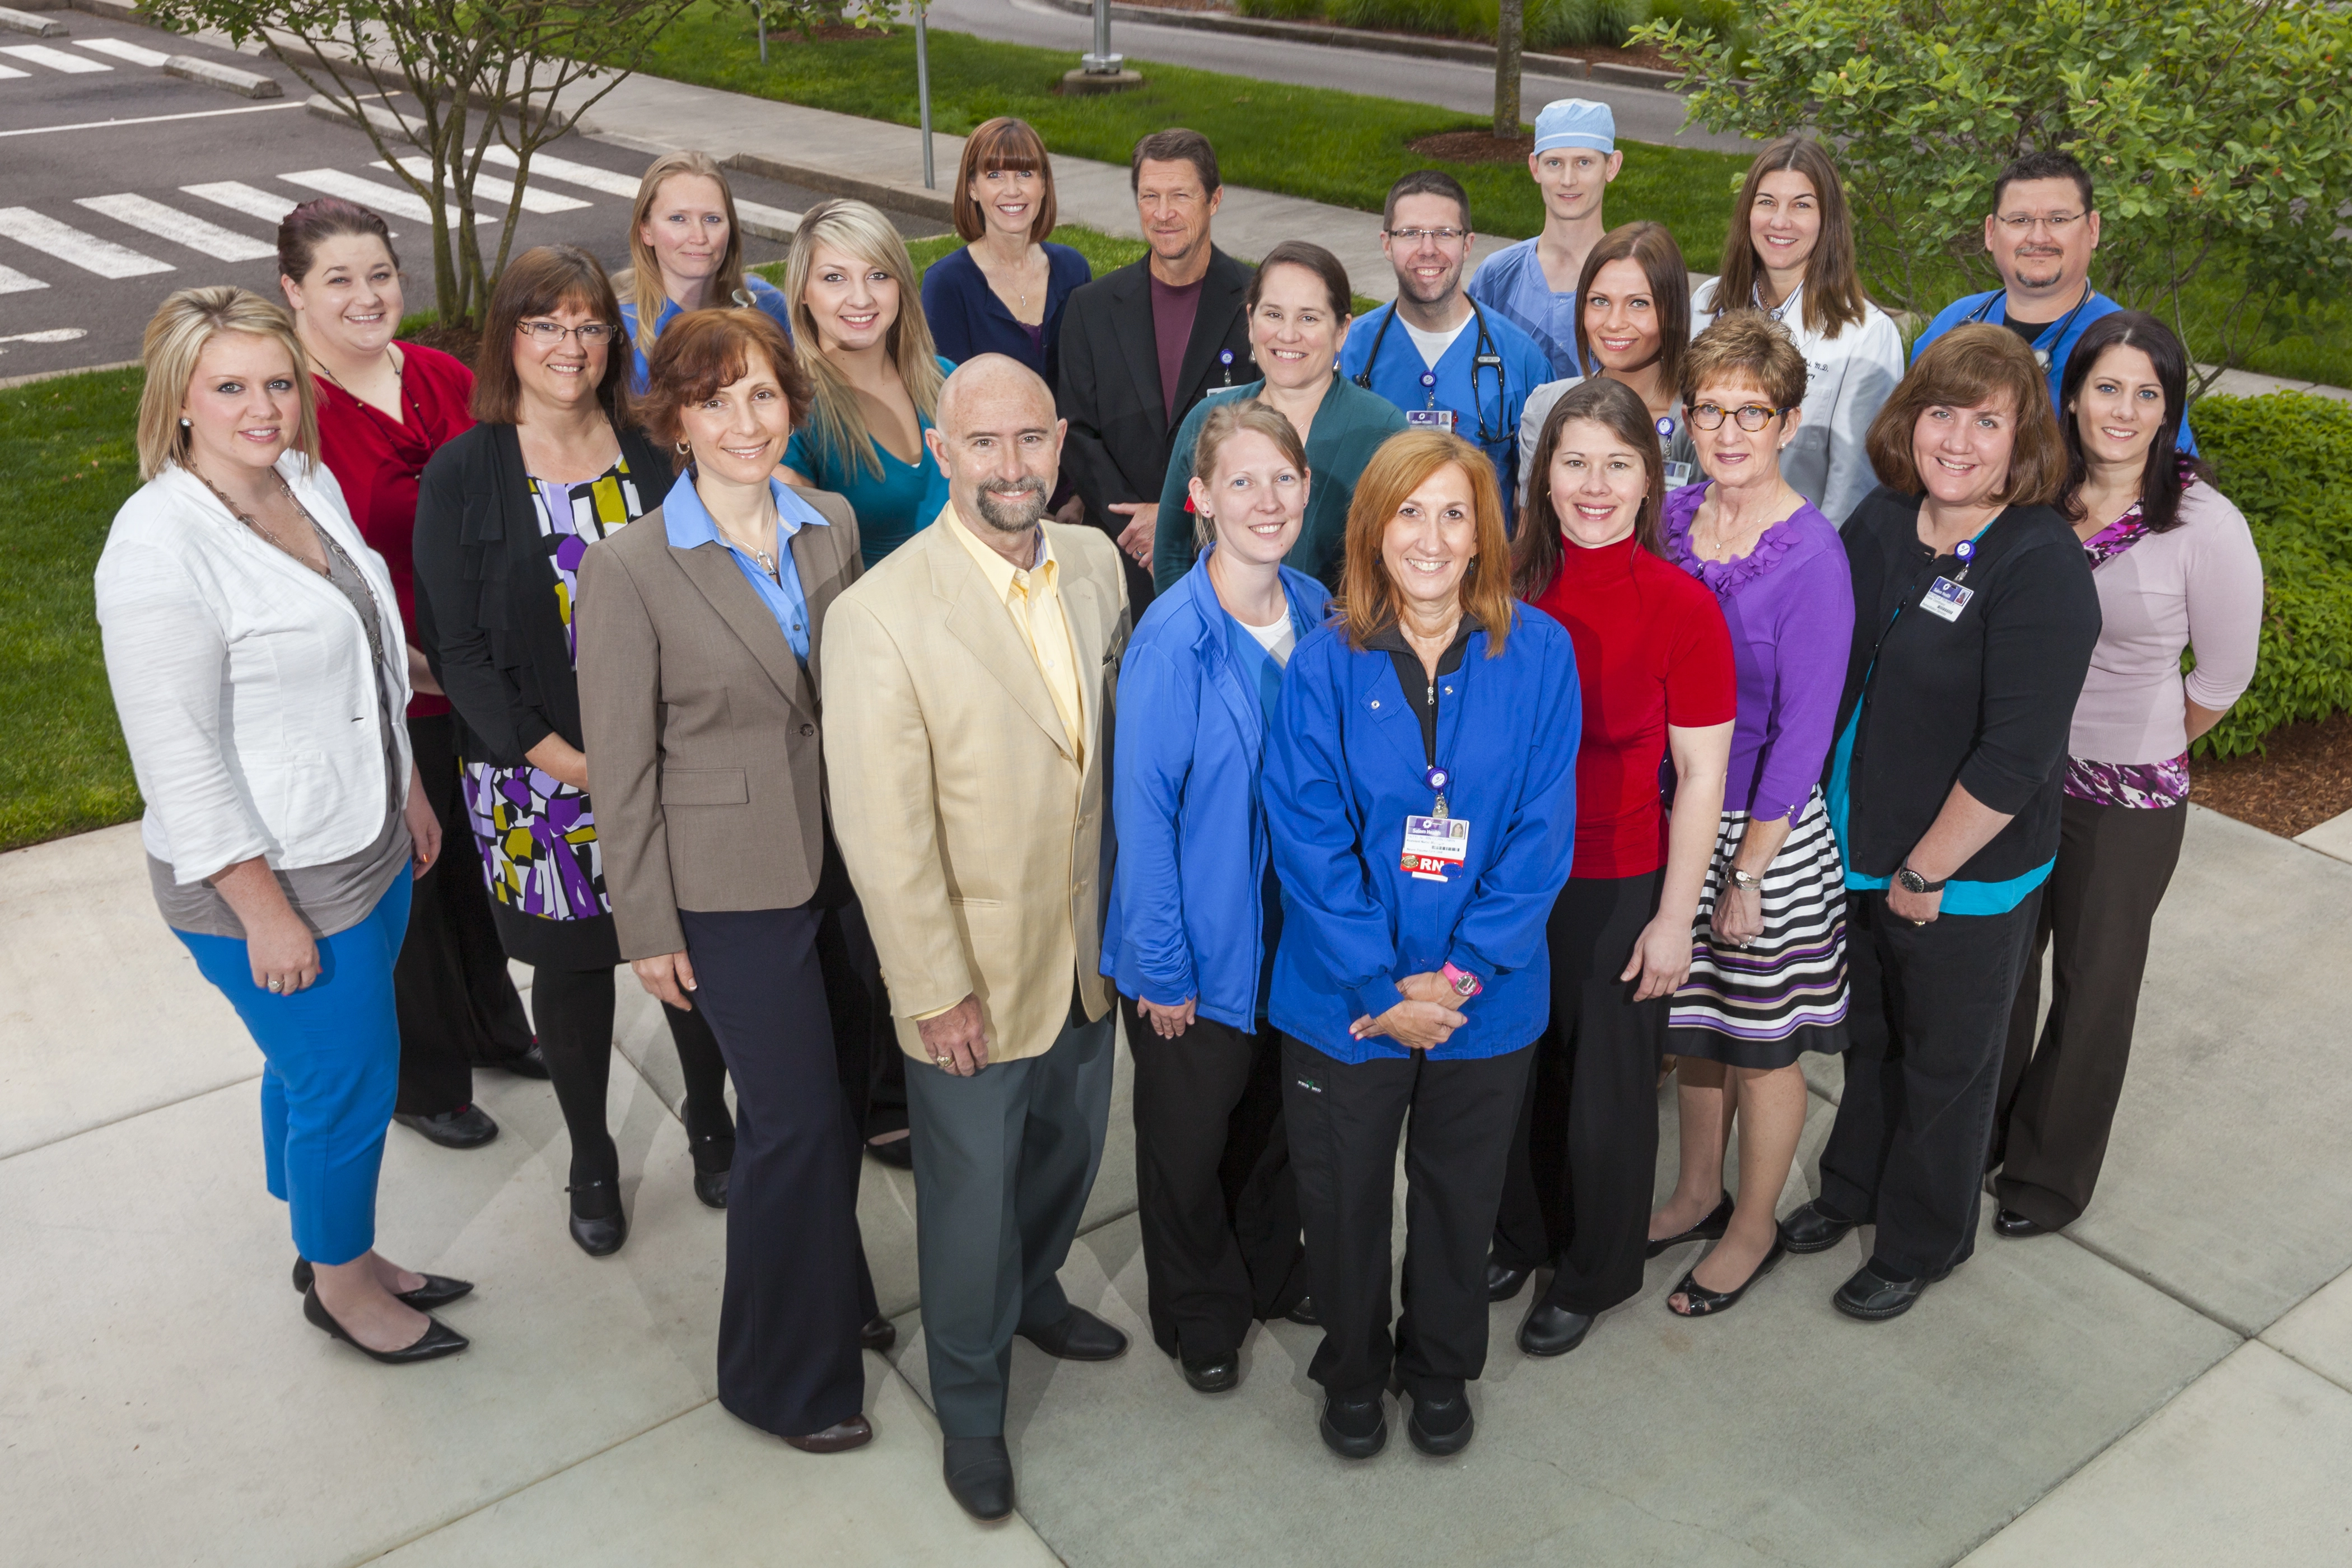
[1645,312,1856,1317]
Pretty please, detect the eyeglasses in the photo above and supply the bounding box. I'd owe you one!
[1994,211,2086,236]
[1689,402,1786,431]
[516,320,617,344]
[1385,227,1469,246]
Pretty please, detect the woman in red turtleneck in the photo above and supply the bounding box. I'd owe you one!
[1489,376,1735,1360]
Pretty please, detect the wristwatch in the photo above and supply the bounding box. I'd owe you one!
[1728,868,1763,891]
[1894,864,1947,895]
[1441,962,1483,999]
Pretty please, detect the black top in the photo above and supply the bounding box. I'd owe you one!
[1369,617,1477,767]
[1830,487,2102,884]
[411,421,673,768]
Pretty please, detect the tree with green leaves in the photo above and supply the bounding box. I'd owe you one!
[148,0,699,328]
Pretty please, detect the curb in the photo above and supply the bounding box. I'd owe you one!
[165,53,281,97]
[0,5,67,35]
[0,358,141,392]
[720,149,959,227]
[69,0,142,19]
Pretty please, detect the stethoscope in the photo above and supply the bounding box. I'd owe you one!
[1352,299,1508,447]
[1968,281,2093,370]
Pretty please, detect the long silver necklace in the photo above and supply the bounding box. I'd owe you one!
[194,466,327,577]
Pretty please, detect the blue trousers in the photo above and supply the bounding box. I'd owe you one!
[175,874,412,1266]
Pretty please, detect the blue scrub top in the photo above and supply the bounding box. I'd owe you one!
[781,355,956,568]
[1337,301,1549,529]
[1467,237,1590,381]
[620,274,795,395]
[1911,288,2196,454]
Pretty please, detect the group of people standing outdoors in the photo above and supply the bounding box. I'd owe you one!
[94,96,2265,1516]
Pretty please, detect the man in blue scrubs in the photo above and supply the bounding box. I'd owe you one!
[1341,170,1551,526]
[1466,99,1621,380]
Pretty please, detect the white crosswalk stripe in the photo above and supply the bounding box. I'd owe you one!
[0,207,172,279]
[374,157,590,215]
[1,44,111,73]
[0,263,47,295]
[77,193,278,262]
[73,38,171,67]
[0,61,28,80]
[280,167,486,227]
[479,144,639,198]
[181,181,300,227]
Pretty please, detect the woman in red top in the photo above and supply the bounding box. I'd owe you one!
[279,198,543,1149]
[1492,376,1736,1358]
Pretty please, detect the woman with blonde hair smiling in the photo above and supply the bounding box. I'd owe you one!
[615,150,794,393]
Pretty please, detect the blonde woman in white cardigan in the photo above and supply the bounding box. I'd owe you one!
[95,287,464,1366]
[1693,137,1904,525]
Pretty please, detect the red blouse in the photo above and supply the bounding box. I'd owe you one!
[1531,534,1737,879]
[312,342,475,717]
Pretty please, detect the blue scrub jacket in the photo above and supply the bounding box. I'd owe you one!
[1264,603,1583,1064]
[1101,553,1332,1030]
[1337,301,1552,528]
[1912,288,2197,454]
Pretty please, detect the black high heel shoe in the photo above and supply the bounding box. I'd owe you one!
[689,1133,734,1211]
[1667,1235,1788,1318]
[292,1256,473,1309]
[1646,1191,1735,1259]
[302,1284,468,1364]
[567,1179,628,1257]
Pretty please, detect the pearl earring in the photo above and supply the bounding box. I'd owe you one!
[180,417,192,428]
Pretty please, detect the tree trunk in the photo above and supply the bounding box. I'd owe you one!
[1494,0,1523,141]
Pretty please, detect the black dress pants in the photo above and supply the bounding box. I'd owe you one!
[1492,871,1668,1315]
[1124,997,1307,1360]
[679,904,875,1438]
[1819,889,2041,1278]
[1284,1033,1532,1402]
[816,900,908,1141]
[390,712,535,1116]
[1993,796,2186,1230]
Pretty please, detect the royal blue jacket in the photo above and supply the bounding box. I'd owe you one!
[1265,604,1582,1063]
[1101,553,1332,1030]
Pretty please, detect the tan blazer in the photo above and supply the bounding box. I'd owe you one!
[822,516,1130,1063]
[576,484,862,960]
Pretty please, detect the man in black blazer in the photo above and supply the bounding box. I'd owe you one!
[1056,128,1254,613]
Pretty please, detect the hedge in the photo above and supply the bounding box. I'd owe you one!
[1234,0,1737,52]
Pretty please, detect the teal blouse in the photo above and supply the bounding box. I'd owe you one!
[783,356,955,567]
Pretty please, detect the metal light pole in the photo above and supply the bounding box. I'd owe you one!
[1082,0,1121,75]
[914,0,935,189]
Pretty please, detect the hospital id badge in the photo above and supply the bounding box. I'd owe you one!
[1402,815,1471,883]
[1663,460,1696,489]
[1406,409,1458,434]
[1920,576,1974,622]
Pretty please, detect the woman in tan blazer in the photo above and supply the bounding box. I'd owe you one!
[576,309,883,1454]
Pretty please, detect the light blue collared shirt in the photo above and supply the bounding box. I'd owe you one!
[661,468,825,664]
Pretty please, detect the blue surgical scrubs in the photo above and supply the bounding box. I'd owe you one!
[1337,301,1551,529]
[1467,237,1589,381]
[1911,288,2197,454]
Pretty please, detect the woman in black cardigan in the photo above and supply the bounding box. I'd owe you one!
[413,245,733,1256]
[1779,324,2100,1322]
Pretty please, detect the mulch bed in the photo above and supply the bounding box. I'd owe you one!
[2192,711,2352,839]
[405,322,482,368]
[1408,129,1537,164]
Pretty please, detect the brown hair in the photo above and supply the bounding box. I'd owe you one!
[1511,377,1668,601]
[1864,323,2067,506]
[1572,221,1689,402]
[1335,429,1516,656]
[1130,128,1220,194]
[618,152,752,361]
[1246,239,1352,321]
[1681,309,1808,413]
[1190,399,1308,547]
[137,286,320,482]
[954,117,1059,244]
[276,196,400,288]
[637,309,811,474]
[1383,169,1472,232]
[471,245,632,428]
[1707,137,1867,338]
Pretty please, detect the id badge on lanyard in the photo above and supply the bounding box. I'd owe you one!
[1407,370,1458,435]
[1401,763,1472,882]
[1919,536,1981,622]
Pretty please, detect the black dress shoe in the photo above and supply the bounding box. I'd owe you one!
[689,1133,734,1211]
[302,1285,468,1364]
[942,1436,1016,1521]
[860,1314,897,1353]
[1406,1386,1474,1456]
[292,1256,473,1310]
[865,1135,914,1170]
[1994,1207,2048,1238]
[1667,1235,1787,1319]
[1283,1295,1319,1326]
[1486,1261,1534,1303]
[393,1104,500,1150]
[783,1415,872,1453]
[1777,1199,1860,1254]
[1179,1350,1240,1393]
[1831,1260,1949,1322]
[1646,1191,1736,1259]
[482,1042,550,1079]
[1019,1305,1128,1361]
[1518,1300,1595,1357]
[566,1179,628,1257]
[1319,1390,1388,1459]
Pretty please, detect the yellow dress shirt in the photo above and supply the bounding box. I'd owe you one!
[946,503,1086,771]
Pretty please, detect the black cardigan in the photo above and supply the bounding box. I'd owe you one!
[1830,487,2102,885]
[411,421,672,769]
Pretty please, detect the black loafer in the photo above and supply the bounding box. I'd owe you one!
[302,1285,468,1364]
[1319,1390,1388,1459]
[1405,1386,1474,1457]
[942,1435,1015,1521]
[783,1415,872,1454]
[393,1104,499,1150]
[865,1135,914,1170]
[1179,1350,1240,1393]
[1994,1207,2048,1238]
[1019,1305,1128,1361]
[1667,1235,1786,1319]
[1646,1191,1735,1259]
[1517,1300,1595,1357]
[1486,1261,1534,1303]
[1777,1199,1860,1254]
[1283,1295,1319,1326]
[1831,1260,1949,1322]
[482,1043,550,1079]
[566,1180,628,1257]
[860,1314,897,1353]
[689,1133,734,1211]
[292,1256,473,1310]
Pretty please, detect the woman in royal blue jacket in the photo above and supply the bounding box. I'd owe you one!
[1103,401,1327,1397]
[1265,427,1581,1463]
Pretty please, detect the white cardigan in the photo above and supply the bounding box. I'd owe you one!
[94,454,413,886]
[1694,281,1906,525]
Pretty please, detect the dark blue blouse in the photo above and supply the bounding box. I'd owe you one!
[920,242,1092,390]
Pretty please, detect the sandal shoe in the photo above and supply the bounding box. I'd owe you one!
[1646,1191,1735,1259]
[1667,1235,1787,1318]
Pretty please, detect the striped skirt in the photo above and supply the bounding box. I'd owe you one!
[1668,791,1851,1069]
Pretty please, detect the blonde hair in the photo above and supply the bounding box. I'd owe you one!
[137,286,318,482]
[1191,400,1307,548]
[618,151,752,360]
[784,198,946,484]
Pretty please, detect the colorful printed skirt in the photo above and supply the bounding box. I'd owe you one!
[1668,790,1851,1070]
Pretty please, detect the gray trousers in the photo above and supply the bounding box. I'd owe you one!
[904,996,1116,1438]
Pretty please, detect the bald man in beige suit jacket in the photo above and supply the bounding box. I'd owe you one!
[820,357,1132,1522]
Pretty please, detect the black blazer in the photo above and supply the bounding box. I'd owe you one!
[412,421,672,769]
[1055,248,1254,595]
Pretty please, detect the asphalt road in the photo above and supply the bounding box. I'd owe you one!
[0,11,941,381]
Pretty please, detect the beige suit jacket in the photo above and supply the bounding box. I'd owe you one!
[822,515,1130,1063]
[576,484,862,960]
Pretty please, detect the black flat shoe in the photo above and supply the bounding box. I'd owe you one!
[1994,1207,2048,1238]
[1646,1191,1735,1259]
[1486,1261,1533,1303]
[1518,1300,1595,1357]
[292,1256,473,1310]
[689,1133,734,1211]
[1668,1235,1787,1318]
[865,1135,914,1170]
[860,1314,897,1353]
[1020,1305,1128,1361]
[783,1414,872,1454]
[942,1436,1015,1521]
[1179,1350,1240,1393]
[393,1104,499,1150]
[482,1042,550,1079]
[302,1284,467,1364]
[1406,1387,1474,1457]
[1778,1198,1860,1254]
[1831,1260,1949,1322]
[1283,1295,1319,1326]
[567,1180,628,1257]
[1319,1390,1388,1460]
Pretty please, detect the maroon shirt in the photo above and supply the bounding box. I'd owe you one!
[1150,272,1203,423]
[312,342,475,717]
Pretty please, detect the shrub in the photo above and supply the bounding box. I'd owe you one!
[1234,0,1326,18]
[1244,0,1674,48]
